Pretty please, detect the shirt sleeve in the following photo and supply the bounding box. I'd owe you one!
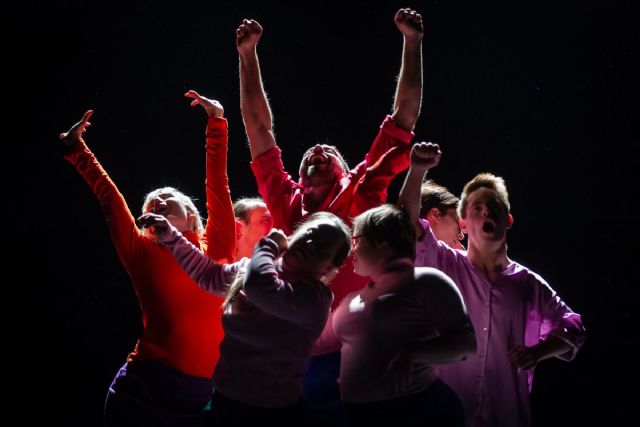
[159,224,242,297]
[528,273,587,361]
[415,267,475,335]
[64,140,144,271]
[414,219,464,269]
[250,146,298,233]
[243,237,333,328]
[364,115,414,167]
[203,117,236,263]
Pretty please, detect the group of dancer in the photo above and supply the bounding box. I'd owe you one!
[59,8,586,427]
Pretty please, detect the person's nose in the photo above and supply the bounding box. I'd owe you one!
[312,145,323,154]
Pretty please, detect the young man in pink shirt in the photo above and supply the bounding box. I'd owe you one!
[398,142,586,427]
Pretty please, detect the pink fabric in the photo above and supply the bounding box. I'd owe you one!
[415,219,586,427]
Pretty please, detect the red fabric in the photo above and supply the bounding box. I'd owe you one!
[250,115,414,307]
[64,117,234,378]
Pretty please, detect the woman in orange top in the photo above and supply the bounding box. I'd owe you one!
[59,91,235,426]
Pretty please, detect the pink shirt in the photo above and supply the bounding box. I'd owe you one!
[415,219,586,427]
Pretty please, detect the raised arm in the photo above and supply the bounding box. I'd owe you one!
[185,90,236,263]
[397,142,441,237]
[391,8,424,132]
[59,110,144,266]
[236,19,277,160]
[243,232,332,328]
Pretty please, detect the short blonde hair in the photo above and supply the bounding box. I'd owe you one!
[458,173,510,219]
[141,187,203,235]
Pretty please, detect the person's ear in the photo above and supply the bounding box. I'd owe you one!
[320,266,340,285]
[235,219,246,240]
[187,212,197,231]
[506,214,514,229]
[460,218,468,234]
[428,207,441,223]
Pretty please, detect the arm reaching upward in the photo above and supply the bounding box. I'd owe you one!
[391,8,424,132]
[397,142,441,237]
[185,90,236,263]
[237,19,277,160]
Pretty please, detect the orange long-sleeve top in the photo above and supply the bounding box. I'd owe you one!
[64,117,235,378]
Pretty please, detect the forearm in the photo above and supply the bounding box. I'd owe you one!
[397,166,428,235]
[160,226,227,296]
[532,335,574,362]
[392,37,423,131]
[64,141,141,261]
[239,49,276,159]
[205,118,236,262]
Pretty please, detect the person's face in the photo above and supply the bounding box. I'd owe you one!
[351,229,387,278]
[299,145,345,187]
[431,208,465,250]
[145,191,194,233]
[244,206,273,243]
[460,188,512,245]
[283,219,344,279]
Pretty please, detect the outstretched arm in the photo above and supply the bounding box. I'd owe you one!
[391,8,424,132]
[397,142,441,236]
[185,90,236,263]
[237,19,277,160]
[59,110,144,266]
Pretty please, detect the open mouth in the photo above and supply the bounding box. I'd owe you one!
[308,154,328,165]
[482,221,496,233]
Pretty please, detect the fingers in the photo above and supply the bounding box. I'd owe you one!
[395,8,424,35]
[411,142,441,158]
[184,90,201,100]
[136,213,163,228]
[81,109,94,124]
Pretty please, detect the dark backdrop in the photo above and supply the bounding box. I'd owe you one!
[32,1,636,425]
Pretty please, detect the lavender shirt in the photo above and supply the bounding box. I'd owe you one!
[160,228,333,407]
[415,219,586,427]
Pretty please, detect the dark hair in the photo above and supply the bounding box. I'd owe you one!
[293,211,352,267]
[223,211,351,311]
[233,197,267,223]
[353,204,416,260]
[420,180,460,218]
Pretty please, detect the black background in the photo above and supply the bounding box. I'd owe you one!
[33,0,637,425]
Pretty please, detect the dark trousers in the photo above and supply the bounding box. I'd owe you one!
[104,360,213,427]
[302,351,347,427]
[201,389,310,426]
[345,379,466,427]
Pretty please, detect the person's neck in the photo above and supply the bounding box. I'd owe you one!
[467,239,510,282]
[302,182,335,213]
[236,239,253,259]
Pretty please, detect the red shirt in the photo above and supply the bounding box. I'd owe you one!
[250,115,413,306]
[64,117,235,378]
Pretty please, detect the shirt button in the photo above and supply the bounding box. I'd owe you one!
[483,327,488,332]
[480,352,485,357]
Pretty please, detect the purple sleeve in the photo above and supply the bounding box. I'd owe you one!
[527,272,587,361]
[159,225,241,297]
[414,219,464,269]
[244,238,333,328]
